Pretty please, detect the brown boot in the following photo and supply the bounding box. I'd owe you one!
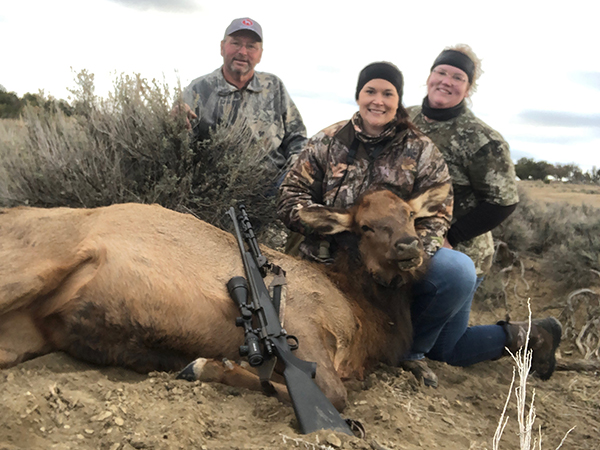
[399,360,438,388]
[497,317,562,380]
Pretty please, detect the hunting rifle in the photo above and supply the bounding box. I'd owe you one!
[227,204,353,436]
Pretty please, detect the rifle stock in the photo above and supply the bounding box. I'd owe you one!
[271,337,354,434]
[227,206,353,436]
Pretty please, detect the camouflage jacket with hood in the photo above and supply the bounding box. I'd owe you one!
[277,116,453,260]
[408,105,519,275]
[183,68,307,170]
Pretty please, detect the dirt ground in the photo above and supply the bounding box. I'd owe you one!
[2,182,600,450]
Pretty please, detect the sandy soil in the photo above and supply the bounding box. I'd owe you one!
[2,330,596,450]
[2,183,600,450]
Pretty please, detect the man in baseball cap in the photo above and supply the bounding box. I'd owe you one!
[179,17,306,171]
[224,17,263,41]
[219,17,264,87]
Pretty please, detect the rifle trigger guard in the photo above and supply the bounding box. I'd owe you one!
[286,334,300,351]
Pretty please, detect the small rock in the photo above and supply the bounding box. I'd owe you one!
[91,411,113,422]
[114,417,125,426]
[129,438,147,449]
[109,444,121,450]
[84,429,94,435]
[441,417,455,426]
[370,439,392,450]
[326,433,342,448]
[374,410,390,421]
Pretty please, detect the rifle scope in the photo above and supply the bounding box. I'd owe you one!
[227,276,264,366]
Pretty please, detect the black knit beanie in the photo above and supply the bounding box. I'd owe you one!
[355,62,404,100]
[430,50,475,83]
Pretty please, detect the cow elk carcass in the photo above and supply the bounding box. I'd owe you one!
[0,186,448,411]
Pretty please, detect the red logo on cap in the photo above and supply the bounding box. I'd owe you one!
[242,19,253,26]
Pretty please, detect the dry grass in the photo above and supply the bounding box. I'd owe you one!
[492,301,575,450]
[519,180,600,208]
[476,182,600,368]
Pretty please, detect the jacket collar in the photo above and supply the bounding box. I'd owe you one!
[217,67,263,95]
[333,120,356,147]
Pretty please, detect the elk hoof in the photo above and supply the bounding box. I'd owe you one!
[176,357,208,381]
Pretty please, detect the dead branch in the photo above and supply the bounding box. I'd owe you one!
[556,358,600,372]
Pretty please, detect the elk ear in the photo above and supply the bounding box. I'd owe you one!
[408,184,451,219]
[298,206,353,235]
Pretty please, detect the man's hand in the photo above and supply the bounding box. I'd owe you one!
[171,102,198,130]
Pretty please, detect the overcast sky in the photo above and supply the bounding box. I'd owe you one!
[1,0,598,171]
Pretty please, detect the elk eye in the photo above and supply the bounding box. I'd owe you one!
[361,225,374,233]
[409,211,415,219]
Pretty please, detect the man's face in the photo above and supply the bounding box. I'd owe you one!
[220,31,263,77]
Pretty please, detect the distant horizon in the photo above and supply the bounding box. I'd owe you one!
[1,81,596,174]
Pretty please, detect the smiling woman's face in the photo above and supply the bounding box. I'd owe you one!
[357,79,399,136]
[426,64,470,109]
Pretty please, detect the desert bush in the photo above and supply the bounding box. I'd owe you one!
[0,71,283,243]
[492,187,600,293]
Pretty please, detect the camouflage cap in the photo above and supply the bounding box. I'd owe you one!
[224,17,263,41]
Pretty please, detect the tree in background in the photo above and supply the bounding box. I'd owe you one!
[515,158,598,185]
[0,90,22,118]
[0,89,73,118]
[515,158,551,181]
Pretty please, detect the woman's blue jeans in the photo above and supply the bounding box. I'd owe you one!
[405,248,507,366]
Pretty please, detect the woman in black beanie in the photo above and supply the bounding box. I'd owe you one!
[402,45,560,387]
[278,61,453,266]
[279,59,562,389]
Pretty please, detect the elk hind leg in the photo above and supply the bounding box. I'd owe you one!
[0,311,50,368]
[177,358,290,402]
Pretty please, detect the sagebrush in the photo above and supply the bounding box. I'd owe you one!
[0,71,283,241]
